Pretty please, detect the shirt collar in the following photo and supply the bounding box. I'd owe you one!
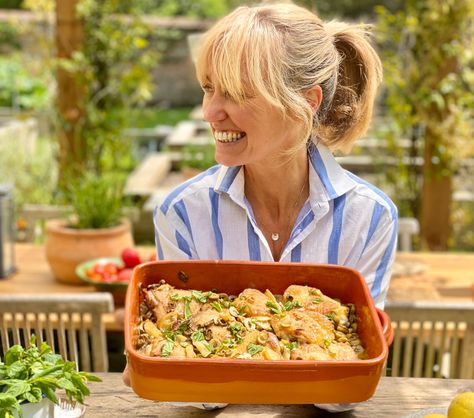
[214,165,246,206]
[214,142,356,205]
[307,142,356,203]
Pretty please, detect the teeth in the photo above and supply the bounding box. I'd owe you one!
[214,131,245,143]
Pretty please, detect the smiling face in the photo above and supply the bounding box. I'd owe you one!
[202,77,304,168]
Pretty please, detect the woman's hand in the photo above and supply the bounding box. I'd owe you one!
[122,364,131,386]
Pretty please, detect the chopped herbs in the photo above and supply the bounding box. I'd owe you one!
[285,341,300,351]
[184,299,192,319]
[312,298,323,304]
[161,340,175,357]
[191,290,210,303]
[210,301,223,312]
[191,331,205,342]
[238,305,249,316]
[162,330,176,341]
[266,301,281,314]
[229,322,241,336]
[247,343,265,356]
[176,320,189,334]
[325,313,336,321]
[283,301,303,311]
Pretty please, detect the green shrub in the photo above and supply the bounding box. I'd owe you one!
[67,173,124,229]
[0,55,51,110]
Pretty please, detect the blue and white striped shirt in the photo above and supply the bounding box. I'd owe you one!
[154,142,398,309]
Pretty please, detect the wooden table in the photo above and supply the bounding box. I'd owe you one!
[84,373,473,417]
[2,244,473,332]
[389,252,474,303]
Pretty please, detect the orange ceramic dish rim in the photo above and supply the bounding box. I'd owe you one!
[124,260,391,403]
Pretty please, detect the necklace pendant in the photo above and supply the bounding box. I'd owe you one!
[271,233,279,241]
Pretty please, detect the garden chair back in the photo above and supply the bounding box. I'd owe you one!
[0,293,113,372]
[384,301,474,379]
[397,217,420,252]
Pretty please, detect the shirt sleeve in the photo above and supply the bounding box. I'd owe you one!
[355,209,398,309]
[153,204,198,260]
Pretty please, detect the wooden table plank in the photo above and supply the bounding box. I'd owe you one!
[389,252,474,303]
[85,373,474,417]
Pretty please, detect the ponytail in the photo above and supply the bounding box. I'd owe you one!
[316,22,382,153]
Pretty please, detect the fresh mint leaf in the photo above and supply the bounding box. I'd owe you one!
[266,301,280,314]
[0,335,101,418]
[4,346,23,366]
[210,301,222,312]
[184,299,192,319]
[191,290,209,303]
[191,331,205,342]
[247,343,264,356]
[4,380,30,398]
[161,340,175,357]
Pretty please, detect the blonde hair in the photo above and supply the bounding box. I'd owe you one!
[196,2,382,153]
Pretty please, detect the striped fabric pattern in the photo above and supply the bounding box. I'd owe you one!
[154,142,398,309]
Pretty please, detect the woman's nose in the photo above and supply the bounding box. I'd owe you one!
[202,94,227,123]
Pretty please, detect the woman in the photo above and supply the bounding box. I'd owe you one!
[129,2,397,412]
[155,2,397,308]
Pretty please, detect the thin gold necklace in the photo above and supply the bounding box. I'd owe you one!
[270,178,308,242]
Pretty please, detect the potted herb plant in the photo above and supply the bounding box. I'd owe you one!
[45,173,134,285]
[0,336,100,418]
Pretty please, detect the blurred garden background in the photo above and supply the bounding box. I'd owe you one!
[0,0,473,251]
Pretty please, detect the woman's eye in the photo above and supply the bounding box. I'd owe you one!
[201,84,214,93]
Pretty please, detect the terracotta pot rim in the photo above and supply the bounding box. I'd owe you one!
[46,218,131,237]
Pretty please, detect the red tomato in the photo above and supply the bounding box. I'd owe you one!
[94,264,106,275]
[117,268,133,282]
[104,263,118,275]
[121,248,142,268]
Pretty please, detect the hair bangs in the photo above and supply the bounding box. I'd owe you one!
[196,7,285,111]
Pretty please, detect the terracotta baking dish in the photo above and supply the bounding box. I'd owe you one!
[125,261,392,404]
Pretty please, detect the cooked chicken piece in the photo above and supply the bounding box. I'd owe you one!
[145,284,172,322]
[232,289,271,317]
[207,324,232,345]
[327,342,359,360]
[146,287,201,322]
[229,330,260,357]
[290,341,358,361]
[168,289,202,318]
[167,343,187,358]
[144,338,187,358]
[290,343,333,361]
[271,310,335,345]
[190,304,223,329]
[228,330,284,360]
[283,285,343,315]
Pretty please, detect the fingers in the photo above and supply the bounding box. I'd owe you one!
[122,364,131,387]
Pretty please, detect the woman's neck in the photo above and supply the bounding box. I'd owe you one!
[244,148,309,260]
[244,148,309,213]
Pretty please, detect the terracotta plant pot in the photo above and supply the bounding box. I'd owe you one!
[45,219,134,285]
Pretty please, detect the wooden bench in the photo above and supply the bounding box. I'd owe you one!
[124,153,172,197]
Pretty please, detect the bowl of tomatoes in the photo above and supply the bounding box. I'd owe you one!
[76,248,148,306]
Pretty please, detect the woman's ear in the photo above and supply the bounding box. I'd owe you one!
[305,85,323,112]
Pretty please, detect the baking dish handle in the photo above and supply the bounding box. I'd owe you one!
[376,308,394,347]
